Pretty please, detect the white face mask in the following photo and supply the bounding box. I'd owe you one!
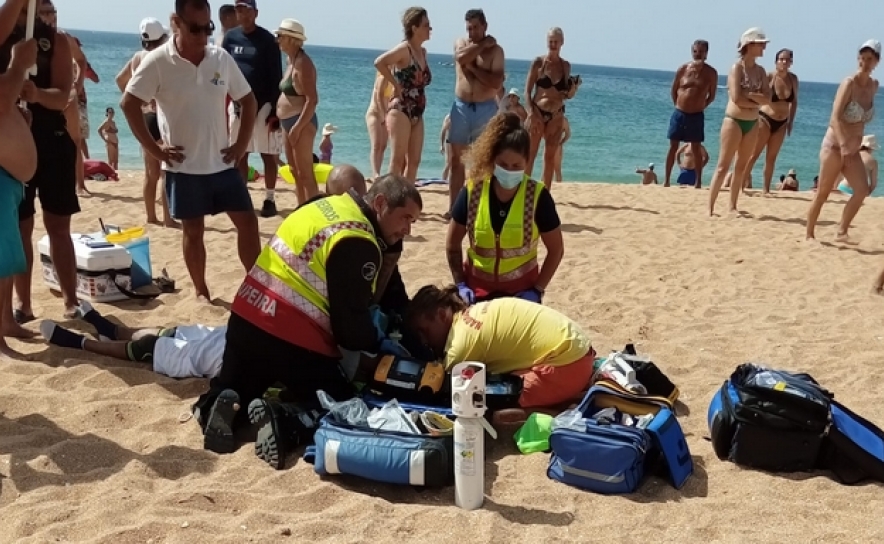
[494,165,524,189]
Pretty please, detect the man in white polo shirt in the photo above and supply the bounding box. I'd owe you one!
[121,0,262,303]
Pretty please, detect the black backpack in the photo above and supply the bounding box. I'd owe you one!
[708,363,833,472]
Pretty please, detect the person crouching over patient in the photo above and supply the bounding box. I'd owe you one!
[446,112,564,305]
[407,284,595,424]
[193,173,421,470]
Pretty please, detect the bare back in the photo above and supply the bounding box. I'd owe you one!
[454,39,502,103]
[675,61,717,113]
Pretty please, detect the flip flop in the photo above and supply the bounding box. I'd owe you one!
[13,309,35,325]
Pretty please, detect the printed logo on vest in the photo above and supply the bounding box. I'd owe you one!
[236,283,277,316]
[361,262,377,281]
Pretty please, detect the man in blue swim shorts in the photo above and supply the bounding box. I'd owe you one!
[675,142,709,187]
[447,9,505,216]
[0,21,39,355]
[664,40,718,189]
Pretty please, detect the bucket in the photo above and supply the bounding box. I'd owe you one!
[106,228,152,288]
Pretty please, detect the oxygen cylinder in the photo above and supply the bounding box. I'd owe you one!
[451,362,497,510]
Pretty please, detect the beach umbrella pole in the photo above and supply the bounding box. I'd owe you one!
[22,0,35,107]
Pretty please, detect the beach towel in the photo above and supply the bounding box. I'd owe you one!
[84,159,118,181]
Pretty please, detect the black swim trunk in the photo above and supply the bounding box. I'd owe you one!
[18,119,80,220]
[143,111,161,142]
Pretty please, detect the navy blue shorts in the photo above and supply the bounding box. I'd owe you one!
[164,168,254,220]
[667,109,705,143]
[676,169,697,186]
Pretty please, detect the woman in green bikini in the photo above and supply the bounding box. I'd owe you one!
[708,28,771,217]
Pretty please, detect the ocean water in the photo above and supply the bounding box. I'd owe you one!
[78,30,884,192]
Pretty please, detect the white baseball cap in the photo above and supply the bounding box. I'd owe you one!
[648,163,655,169]
[322,123,338,136]
[738,27,769,50]
[862,134,879,150]
[860,39,882,57]
[506,88,519,97]
[276,19,307,41]
[139,17,167,42]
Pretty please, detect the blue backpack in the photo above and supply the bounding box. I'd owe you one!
[548,380,693,494]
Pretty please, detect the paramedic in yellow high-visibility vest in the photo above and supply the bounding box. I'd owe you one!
[446,113,564,305]
[195,174,422,458]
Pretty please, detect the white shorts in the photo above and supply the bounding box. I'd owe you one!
[228,102,283,156]
[152,324,227,379]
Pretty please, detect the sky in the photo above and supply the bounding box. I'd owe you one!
[60,0,884,84]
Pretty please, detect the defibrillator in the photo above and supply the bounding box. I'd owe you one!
[370,355,447,399]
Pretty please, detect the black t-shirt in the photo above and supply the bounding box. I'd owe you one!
[222,25,282,114]
[451,181,561,233]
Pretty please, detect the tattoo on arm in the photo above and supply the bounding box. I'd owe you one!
[447,248,465,283]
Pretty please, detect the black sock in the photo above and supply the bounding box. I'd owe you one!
[40,321,87,350]
[80,307,118,340]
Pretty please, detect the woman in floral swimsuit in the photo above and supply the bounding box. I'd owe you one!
[374,7,433,183]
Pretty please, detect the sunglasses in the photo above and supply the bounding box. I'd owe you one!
[177,16,215,35]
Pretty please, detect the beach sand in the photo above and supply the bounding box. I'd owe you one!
[2,172,883,543]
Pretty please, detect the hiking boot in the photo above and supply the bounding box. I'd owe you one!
[260,199,277,218]
[248,398,323,470]
[203,389,241,454]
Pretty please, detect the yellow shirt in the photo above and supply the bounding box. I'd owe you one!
[444,298,592,374]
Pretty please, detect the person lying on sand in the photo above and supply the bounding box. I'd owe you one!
[406,284,595,427]
[776,169,798,191]
[40,301,226,378]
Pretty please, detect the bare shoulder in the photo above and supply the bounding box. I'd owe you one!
[789,71,800,84]
[531,55,544,67]
[454,37,468,51]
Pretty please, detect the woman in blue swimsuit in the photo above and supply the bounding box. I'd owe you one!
[374,7,433,183]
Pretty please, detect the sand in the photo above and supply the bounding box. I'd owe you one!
[1,172,883,543]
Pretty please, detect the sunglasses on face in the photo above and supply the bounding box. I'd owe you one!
[177,16,215,35]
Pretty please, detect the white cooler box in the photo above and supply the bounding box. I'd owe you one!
[39,234,135,303]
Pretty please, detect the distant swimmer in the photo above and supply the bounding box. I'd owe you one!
[635,163,657,185]
[675,143,708,186]
[665,40,718,188]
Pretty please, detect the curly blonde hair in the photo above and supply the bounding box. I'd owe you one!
[467,112,531,181]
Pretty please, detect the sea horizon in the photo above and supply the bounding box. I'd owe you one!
[75,30,884,193]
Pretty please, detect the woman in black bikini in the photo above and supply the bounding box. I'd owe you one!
[374,7,432,183]
[745,48,799,195]
[707,27,770,217]
[275,19,319,205]
[524,27,579,190]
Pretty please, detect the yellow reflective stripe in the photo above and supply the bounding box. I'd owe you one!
[248,267,332,332]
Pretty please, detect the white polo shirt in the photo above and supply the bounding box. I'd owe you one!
[126,40,251,175]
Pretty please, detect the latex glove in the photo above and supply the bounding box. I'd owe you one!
[456,282,475,305]
[515,288,542,303]
[379,338,411,357]
[370,305,388,340]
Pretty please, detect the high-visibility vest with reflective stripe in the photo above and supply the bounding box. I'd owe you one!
[465,175,542,294]
[231,194,380,347]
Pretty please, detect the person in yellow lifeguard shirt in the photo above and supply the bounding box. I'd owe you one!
[407,284,595,412]
[446,112,564,305]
